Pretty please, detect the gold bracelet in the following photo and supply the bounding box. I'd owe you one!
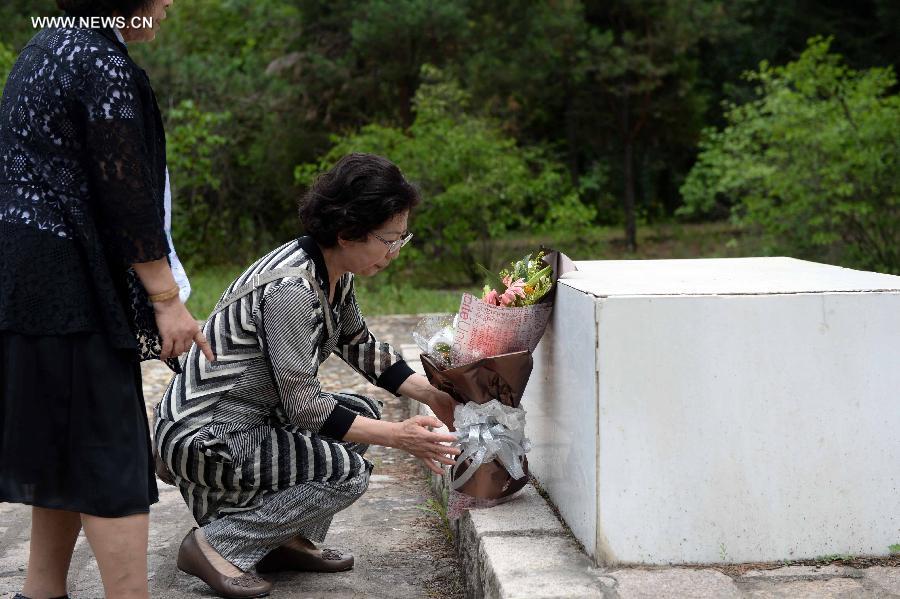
[149,285,180,303]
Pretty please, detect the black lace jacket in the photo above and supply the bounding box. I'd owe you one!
[0,26,169,350]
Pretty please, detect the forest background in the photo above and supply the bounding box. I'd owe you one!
[1,0,897,314]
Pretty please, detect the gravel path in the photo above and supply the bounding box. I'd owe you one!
[0,315,464,599]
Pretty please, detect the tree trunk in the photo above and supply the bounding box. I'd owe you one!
[621,97,638,252]
[564,89,580,187]
[619,93,637,253]
[623,139,637,252]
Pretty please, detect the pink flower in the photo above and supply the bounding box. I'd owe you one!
[499,276,526,306]
[483,289,499,305]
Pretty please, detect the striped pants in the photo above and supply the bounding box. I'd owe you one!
[169,393,381,571]
[203,459,371,571]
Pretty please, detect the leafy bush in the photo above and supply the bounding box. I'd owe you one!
[134,0,307,265]
[0,42,15,97]
[680,37,900,273]
[296,65,595,284]
[165,100,237,267]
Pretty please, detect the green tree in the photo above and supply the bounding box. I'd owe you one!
[457,0,591,179]
[578,0,732,251]
[459,0,733,250]
[680,37,900,273]
[3,0,897,269]
[165,100,233,265]
[349,0,467,125]
[133,0,308,264]
[0,42,14,96]
[296,66,594,284]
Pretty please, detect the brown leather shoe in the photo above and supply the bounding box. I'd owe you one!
[255,543,354,574]
[177,528,272,598]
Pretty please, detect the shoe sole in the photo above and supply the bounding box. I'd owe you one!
[176,563,271,599]
[256,563,353,574]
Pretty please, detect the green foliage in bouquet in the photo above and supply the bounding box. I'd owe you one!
[475,262,506,294]
[680,37,900,274]
[501,251,553,306]
[481,250,553,307]
[431,342,452,367]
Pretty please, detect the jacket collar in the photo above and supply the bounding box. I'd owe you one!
[296,236,330,293]
[61,12,130,56]
[96,27,129,55]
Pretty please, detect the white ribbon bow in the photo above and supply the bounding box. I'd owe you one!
[450,400,532,490]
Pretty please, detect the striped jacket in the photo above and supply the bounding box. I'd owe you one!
[154,236,414,524]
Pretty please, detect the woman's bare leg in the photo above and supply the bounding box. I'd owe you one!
[21,506,81,599]
[80,512,150,599]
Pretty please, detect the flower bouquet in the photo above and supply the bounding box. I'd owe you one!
[413,249,576,518]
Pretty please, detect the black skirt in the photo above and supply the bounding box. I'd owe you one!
[0,331,158,517]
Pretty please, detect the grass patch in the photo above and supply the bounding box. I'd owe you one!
[414,485,453,543]
[184,261,474,319]
[354,280,475,316]
[397,221,772,287]
[493,221,772,264]
[183,222,770,318]
[815,553,857,563]
[184,263,246,319]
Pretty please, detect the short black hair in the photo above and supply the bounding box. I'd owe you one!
[56,0,154,18]
[299,153,420,248]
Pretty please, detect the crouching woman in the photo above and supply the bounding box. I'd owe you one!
[154,154,460,598]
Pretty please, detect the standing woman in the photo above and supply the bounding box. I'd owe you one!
[0,1,212,598]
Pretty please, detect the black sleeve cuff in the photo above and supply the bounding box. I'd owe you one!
[376,360,416,396]
[319,404,358,441]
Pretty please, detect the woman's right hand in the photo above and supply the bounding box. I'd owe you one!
[391,415,461,475]
[153,297,215,362]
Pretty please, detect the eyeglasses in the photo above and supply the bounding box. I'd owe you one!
[371,230,414,254]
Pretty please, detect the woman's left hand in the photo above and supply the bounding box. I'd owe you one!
[425,389,458,432]
[397,373,459,431]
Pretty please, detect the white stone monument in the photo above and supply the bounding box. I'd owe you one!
[525,257,900,565]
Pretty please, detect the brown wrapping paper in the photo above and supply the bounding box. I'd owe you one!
[421,351,533,499]
[421,351,534,406]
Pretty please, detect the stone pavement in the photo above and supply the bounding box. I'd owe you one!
[0,316,463,599]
